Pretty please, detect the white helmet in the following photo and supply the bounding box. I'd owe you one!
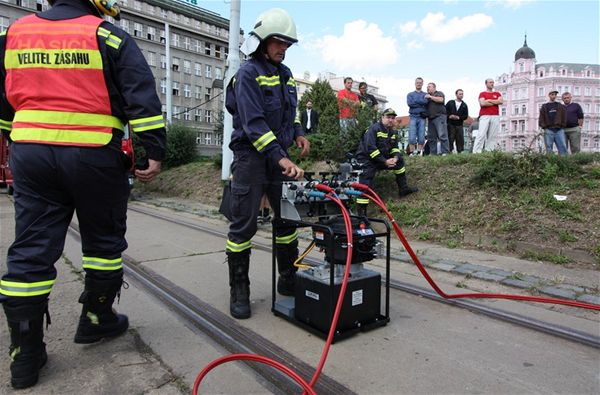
[240,8,297,55]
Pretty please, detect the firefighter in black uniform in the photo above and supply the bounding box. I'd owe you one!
[0,0,166,389]
[355,108,418,216]
[225,8,309,319]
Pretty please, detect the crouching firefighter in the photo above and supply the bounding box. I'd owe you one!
[0,0,166,389]
[355,108,418,216]
[224,8,310,319]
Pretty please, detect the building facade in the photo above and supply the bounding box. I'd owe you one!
[495,37,600,153]
[0,0,235,156]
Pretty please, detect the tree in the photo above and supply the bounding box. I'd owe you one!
[164,123,198,168]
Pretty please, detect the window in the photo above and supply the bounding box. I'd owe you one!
[586,70,591,77]
[195,109,202,122]
[172,57,179,72]
[513,89,519,100]
[596,88,600,97]
[194,39,201,53]
[585,87,591,96]
[0,16,9,32]
[173,106,180,120]
[194,63,202,76]
[147,26,156,41]
[574,87,580,96]
[561,69,566,76]
[215,45,222,58]
[205,65,212,78]
[205,110,212,123]
[160,30,165,43]
[215,67,222,80]
[160,79,167,94]
[584,119,590,130]
[205,42,211,56]
[521,104,527,115]
[184,83,191,98]
[172,81,180,96]
[184,36,191,50]
[183,60,191,74]
[562,86,570,94]
[205,87,212,101]
[519,120,525,132]
[501,123,507,133]
[585,103,590,113]
[225,47,229,58]
[596,119,600,131]
[133,23,142,38]
[146,51,156,67]
[512,121,518,131]
[513,105,519,116]
[538,87,544,97]
[501,107,506,116]
[596,104,600,114]
[172,33,180,47]
[195,86,202,99]
[183,107,191,121]
[120,19,130,33]
[204,132,212,145]
[161,104,167,117]
[519,62,524,72]
[539,70,544,77]
[583,139,589,148]
[160,54,166,69]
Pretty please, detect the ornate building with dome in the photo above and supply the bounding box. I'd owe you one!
[494,37,600,152]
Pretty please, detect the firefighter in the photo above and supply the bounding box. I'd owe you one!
[355,108,418,216]
[225,8,309,319]
[0,0,166,389]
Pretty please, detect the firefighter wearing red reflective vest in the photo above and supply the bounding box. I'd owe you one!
[0,0,166,389]
[224,8,309,319]
[355,108,418,216]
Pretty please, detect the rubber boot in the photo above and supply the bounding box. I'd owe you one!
[3,297,48,389]
[356,204,368,218]
[396,174,418,197]
[227,250,251,319]
[74,274,129,344]
[276,240,299,296]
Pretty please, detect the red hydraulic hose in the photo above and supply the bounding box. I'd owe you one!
[193,191,355,394]
[350,182,600,312]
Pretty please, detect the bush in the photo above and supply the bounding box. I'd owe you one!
[164,123,197,168]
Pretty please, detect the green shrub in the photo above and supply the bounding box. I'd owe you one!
[164,123,197,168]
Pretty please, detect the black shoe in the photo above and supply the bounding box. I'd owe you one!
[399,186,418,197]
[10,342,47,389]
[74,312,129,344]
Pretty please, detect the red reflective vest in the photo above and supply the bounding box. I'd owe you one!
[4,14,123,147]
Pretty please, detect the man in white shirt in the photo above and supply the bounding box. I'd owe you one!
[300,100,319,134]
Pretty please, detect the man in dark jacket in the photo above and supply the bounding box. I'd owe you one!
[355,108,418,216]
[0,0,166,388]
[445,89,469,153]
[300,100,319,134]
[539,90,567,155]
[224,8,309,320]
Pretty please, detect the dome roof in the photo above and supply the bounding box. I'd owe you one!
[515,35,536,61]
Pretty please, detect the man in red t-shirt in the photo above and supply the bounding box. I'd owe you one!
[473,78,503,153]
[337,76,360,134]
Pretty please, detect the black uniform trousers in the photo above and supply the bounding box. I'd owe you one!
[1,143,130,301]
[447,123,465,153]
[358,155,406,188]
[227,148,296,250]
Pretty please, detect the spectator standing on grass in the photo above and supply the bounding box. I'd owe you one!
[445,89,469,154]
[425,82,449,155]
[539,90,567,155]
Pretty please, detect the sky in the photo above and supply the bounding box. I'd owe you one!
[199,0,600,117]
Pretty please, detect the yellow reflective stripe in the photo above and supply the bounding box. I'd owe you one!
[14,109,124,130]
[253,131,276,152]
[0,119,12,131]
[376,132,388,138]
[390,148,400,153]
[97,27,122,50]
[393,167,406,175]
[0,279,54,297]
[287,78,296,87]
[11,128,111,145]
[82,256,123,271]
[5,49,103,69]
[370,149,381,158]
[356,198,370,204]
[256,75,280,87]
[276,231,298,245]
[0,31,6,37]
[226,240,252,253]
[294,113,300,124]
[129,115,165,132]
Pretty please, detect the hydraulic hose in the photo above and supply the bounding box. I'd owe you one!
[193,190,355,394]
[350,182,600,312]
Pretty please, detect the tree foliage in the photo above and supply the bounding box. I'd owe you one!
[164,123,198,168]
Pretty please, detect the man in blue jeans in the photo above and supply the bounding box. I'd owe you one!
[425,82,449,155]
[539,90,567,155]
[406,77,427,155]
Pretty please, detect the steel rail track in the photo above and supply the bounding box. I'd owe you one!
[128,203,600,349]
[67,223,355,394]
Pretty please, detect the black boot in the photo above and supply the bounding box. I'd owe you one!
[276,240,298,296]
[3,297,48,389]
[74,274,129,344]
[227,250,251,319]
[396,174,418,197]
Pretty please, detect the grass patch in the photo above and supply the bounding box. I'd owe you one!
[520,251,572,265]
[558,230,578,243]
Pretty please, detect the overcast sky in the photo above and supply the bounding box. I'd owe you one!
[202,0,600,116]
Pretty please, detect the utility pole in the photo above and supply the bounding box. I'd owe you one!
[221,0,240,180]
[165,23,172,124]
